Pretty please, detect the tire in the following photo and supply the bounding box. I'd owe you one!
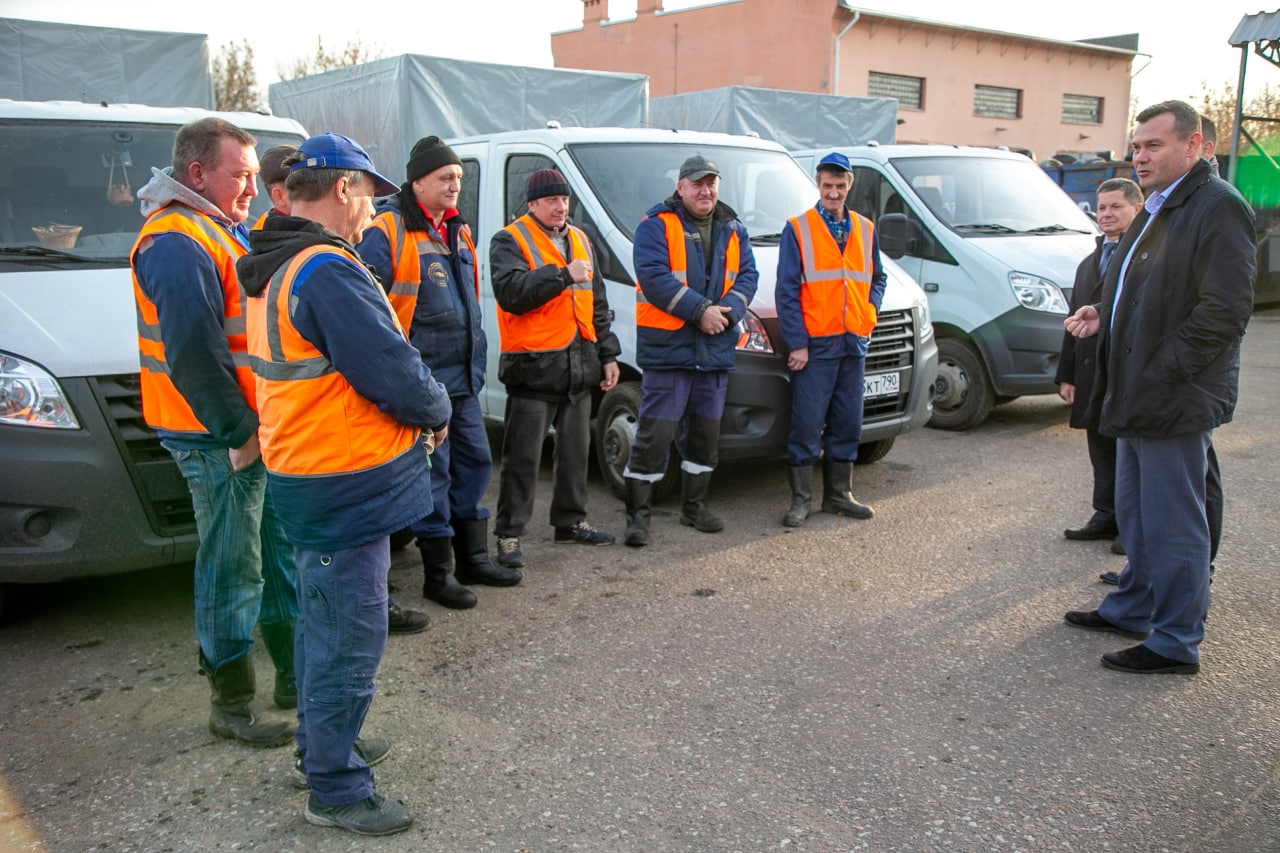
[855,437,895,465]
[389,527,416,551]
[594,381,679,503]
[928,338,994,431]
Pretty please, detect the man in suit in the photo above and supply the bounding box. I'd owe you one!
[1062,100,1256,675]
[1056,178,1143,543]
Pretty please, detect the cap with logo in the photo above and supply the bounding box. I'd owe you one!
[291,133,399,197]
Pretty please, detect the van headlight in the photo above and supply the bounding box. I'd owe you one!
[917,297,934,342]
[0,353,80,429]
[736,311,774,354]
[1009,272,1068,314]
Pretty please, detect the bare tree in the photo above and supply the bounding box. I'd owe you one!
[212,39,262,112]
[1199,80,1280,143]
[279,37,385,80]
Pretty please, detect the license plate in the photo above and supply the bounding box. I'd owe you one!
[864,372,900,399]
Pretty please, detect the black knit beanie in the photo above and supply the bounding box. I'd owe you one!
[526,168,571,203]
[406,136,462,183]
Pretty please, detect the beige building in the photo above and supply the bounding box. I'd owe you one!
[553,0,1138,160]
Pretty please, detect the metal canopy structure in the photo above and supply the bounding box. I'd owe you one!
[1226,9,1280,183]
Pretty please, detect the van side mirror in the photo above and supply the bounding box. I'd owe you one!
[877,212,917,259]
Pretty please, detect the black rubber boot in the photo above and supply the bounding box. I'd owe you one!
[419,537,477,610]
[258,621,297,709]
[451,518,522,587]
[679,471,723,533]
[782,465,813,528]
[200,652,295,747]
[624,478,652,547]
[821,461,874,519]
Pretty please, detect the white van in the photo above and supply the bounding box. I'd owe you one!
[792,145,1097,430]
[0,100,306,596]
[448,127,938,498]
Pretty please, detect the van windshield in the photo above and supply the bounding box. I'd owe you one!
[567,142,818,241]
[0,119,301,268]
[890,155,1096,236]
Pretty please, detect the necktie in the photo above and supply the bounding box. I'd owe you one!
[1099,241,1116,275]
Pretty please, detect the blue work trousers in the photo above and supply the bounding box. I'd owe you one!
[411,393,492,539]
[625,369,727,480]
[1098,430,1212,664]
[787,354,866,467]
[293,539,389,805]
[169,447,298,669]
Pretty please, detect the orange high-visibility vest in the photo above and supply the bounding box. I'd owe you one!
[245,244,420,477]
[497,215,598,353]
[789,208,877,338]
[365,208,480,332]
[131,205,254,433]
[251,211,269,231]
[636,210,739,331]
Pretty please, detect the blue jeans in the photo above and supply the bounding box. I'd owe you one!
[169,446,298,669]
[293,539,389,805]
[411,393,491,539]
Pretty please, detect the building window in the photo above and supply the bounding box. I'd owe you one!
[1062,94,1103,125]
[974,85,1021,119]
[868,72,924,110]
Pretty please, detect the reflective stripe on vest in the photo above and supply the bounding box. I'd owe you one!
[130,204,254,433]
[636,210,740,332]
[497,215,598,353]
[791,208,877,338]
[368,208,479,331]
[246,244,419,477]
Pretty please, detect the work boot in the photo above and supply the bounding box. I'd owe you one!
[821,460,874,519]
[387,601,431,634]
[419,537,477,610]
[678,471,723,533]
[258,621,297,710]
[624,478,652,547]
[782,465,813,528]
[452,518,522,587]
[200,652,295,748]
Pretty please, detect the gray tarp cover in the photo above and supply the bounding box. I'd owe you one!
[269,54,650,182]
[649,86,898,150]
[0,18,213,109]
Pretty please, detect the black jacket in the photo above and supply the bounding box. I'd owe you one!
[1087,159,1256,438]
[1055,235,1105,430]
[489,221,621,402]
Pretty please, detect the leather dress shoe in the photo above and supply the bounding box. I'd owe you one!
[1101,644,1199,674]
[1111,540,1126,555]
[1063,609,1149,640]
[1099,571,1120,586]
[387,602,431,634]
[1064,515,1120,541]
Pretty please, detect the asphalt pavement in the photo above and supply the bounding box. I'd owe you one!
[2,307,1278,852]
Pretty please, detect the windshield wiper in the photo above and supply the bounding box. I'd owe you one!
[951,222,1018,233]
[749,232,783,244]
[1024,224,1093,235]
[0,245,126,263]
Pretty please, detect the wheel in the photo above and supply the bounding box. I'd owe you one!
[594,381,679,503]
[389,527,416,551]
[928,338,994,431]
[855,437,895,465]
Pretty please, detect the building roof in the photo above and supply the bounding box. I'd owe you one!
[1229,9,1280,47]
[839,3,1140,57]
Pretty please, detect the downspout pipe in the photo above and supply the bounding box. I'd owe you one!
[834,1,860,95]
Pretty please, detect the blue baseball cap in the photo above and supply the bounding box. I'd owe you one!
[291,133,399,197]
[817,151,853,173]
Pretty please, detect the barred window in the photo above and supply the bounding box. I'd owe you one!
[974,85,1021,119]
[868,72,924,110]
[1062,94,1103,124]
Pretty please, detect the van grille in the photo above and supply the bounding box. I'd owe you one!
[92,374,196,536]
[864,309,915,420]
